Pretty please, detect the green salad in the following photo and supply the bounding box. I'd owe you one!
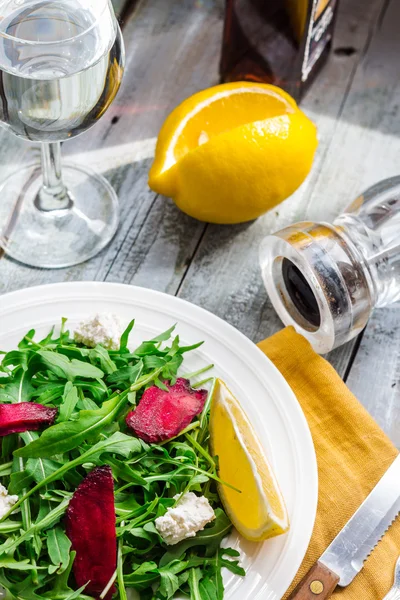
[0,319,245,600]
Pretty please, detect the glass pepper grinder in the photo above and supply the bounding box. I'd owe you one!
[260,177,400,353]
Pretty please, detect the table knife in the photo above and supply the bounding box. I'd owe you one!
[288,454,400,599]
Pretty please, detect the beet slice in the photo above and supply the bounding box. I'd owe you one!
[66,466,116,600]
[126,378,207,443]
[0,403,57,436]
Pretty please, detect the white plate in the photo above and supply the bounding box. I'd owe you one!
[0,282,317,600]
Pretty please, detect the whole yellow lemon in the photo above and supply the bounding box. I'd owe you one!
[148,82,318,225]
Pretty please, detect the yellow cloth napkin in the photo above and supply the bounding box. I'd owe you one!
[257,327,399,599]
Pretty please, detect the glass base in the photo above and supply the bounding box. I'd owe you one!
[0,163,119,269]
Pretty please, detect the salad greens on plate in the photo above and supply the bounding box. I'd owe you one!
[0,319,245,600]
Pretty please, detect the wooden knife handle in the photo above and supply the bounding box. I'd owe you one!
[287,561,340,600]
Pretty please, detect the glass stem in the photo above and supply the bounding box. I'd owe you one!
[36,142,72,212]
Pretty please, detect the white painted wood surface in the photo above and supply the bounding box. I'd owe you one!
[0,0,399,443]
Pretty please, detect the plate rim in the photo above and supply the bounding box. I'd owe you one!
[0,281,318,598]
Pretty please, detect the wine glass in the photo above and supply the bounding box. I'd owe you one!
[0,0,125,268]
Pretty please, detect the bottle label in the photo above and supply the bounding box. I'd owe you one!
[302,0,337,82]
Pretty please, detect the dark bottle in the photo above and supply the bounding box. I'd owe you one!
[220,0,339,101]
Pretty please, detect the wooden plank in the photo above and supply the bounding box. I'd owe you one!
[345,305,400,447]
[295,0,400,224]
[177,0,386,377]
[339,0,400,445]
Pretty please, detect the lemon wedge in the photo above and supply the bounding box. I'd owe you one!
[209,379,289,541]
[148,82,318,224]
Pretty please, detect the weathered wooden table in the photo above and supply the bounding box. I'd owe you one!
[0,0,399,444]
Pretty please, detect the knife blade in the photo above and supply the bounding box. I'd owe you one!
[288,454,400,599]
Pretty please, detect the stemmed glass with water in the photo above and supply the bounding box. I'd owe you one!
[0,0,125,268]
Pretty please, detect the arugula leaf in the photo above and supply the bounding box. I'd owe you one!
[150,325,177,344]
[2,434,17,460]
[119,319,135,351]
[8,469,34,495]
[124,526,154,544]
[76,397,99,411]
[108,457,149,488]
[84,432,142,462]
[199,576,219,600]
[88,346,117,375]
[58,383,79,423]
[0,520,22,534]
[117,537,128,600]
[178,342,204,354]
[123,562,159,589]
[26,457,63,485]
[0,460,12,478]
[0,573,49,600]
[60,584,90,600]
[205,552,223,600]
[32,384,65,406]
[143,355,167,370]
[133,325,176,356]
[74,380,107,402]
[220,552,245,576]
[50,551,75,596]
[118,498,159,529]
[0,367,35,403]
[46,527,71,574]
[188,568,203,600]
[20,431,63,487]
[1,350,31,370]
[158,569,180,599]
[39,326,57,347]
[38,351,104,381]
[0,557,43,570]
[107,361,143,385]
[18,330,36,349]
[162,354,183,382]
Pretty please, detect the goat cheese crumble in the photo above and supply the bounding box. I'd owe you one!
[0,484,18,519]
[155,492,215,545]
[74,313,123,350]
